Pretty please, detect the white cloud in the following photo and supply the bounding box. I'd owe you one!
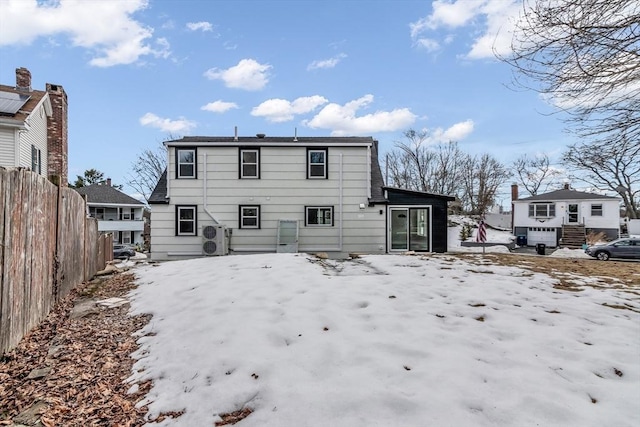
[415,38,440,52]
[204,59,271,91]
[139,113,196,133]
[304,95,417,136]
[307,53,347,70]
[201,100,239,113]
[410,0,520,59]
[186,21,213,32]
[251,96,328,123]
[0,0,170,67]
[431,119,475,142]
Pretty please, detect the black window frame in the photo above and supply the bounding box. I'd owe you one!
[176,147,197,179]
[175,205,197,236]
[239,205,261,229]
[307,147,328,179]
[31,145,41,175]
[591,204,603,216]
[305,206,334,227]
[239,147,260,179]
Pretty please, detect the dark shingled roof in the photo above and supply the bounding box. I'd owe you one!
[148,170,168,204]
[75,183,145,205]
[369,141,388,204]
[517,188,620,202]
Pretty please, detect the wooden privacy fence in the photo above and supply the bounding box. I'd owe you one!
[0,167,112,354]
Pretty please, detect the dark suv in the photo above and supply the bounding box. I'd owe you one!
[584,238,640,261]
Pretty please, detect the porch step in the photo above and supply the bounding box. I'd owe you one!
[561,224,586,248]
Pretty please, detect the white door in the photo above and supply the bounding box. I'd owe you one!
[527,227,556,247]
[277,220,299,253]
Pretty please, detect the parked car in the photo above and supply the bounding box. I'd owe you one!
[584,238,640,261]
[113,244,136,259]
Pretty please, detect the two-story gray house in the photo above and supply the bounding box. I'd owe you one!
[148,134,454,260]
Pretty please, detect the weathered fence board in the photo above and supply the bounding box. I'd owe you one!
[0,167,109,354]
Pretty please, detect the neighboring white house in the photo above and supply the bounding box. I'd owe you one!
[0,67,68,185]
[0,74,52,178]
[512,184,621,248]
[75,180,146,246]
[148,134,454,260]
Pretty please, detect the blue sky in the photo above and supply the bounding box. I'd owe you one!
[0,0,574,203]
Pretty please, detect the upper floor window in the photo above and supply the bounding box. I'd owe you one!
[591,204,603,216]
[239,205,260,229]
[240,148,260,179]
[528,203,555,218]
[306,206,333,226]
[307,148,328,179]
[176,148,196,179]
[31,145,41,175]
[176,205,197,236]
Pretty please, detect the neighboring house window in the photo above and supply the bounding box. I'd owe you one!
[239,205,260,229]
[176,205,197,236]
[528,203,555,218]
[306,206,333,226]
[89,207,105,220]
[176,148,197,179]
[307,148,328,179]
[31,145,41,175]
[591,204,603,216]
[239,148,260,179]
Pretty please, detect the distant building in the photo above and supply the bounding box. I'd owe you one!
[75,179,146,246]
[0,67,69,186]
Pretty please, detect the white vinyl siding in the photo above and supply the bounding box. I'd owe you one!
[16,106,48,176]
[0,128,17,167]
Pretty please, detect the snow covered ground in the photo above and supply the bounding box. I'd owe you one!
[128,253,640,427]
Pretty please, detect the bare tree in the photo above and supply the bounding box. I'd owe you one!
[512,153,564,196]
[460,154,511,215]
[127,142,167,202]
[563,138,640,218]
[384,129,466,196]
[502,0,640,145]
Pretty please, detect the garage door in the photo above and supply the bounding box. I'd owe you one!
[527,227,557,247]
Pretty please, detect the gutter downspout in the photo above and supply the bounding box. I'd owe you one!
[203,152,220,224]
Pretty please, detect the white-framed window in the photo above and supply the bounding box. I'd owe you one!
[122,233,132,244]
[307,148,328,179]
[176,148,196,179]
[239,205,260,229]
[305,206,333,226]
[528,203,555,218]
[240,148,260,178]
[176,205,197,236]
[591,204,603,216]
[31,145,41,175]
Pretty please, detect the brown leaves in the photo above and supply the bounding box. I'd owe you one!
[0,273,151,426]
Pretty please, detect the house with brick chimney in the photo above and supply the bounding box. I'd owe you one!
[511,183,622,248]
[0,67,68,186]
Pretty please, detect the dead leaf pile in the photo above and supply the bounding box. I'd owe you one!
[0,273,151,426]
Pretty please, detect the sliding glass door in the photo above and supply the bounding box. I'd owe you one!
[389,207,430,251]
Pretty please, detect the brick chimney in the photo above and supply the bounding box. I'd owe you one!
[46,83,68,187]
[106,178,112,186]
[563,182,570,190]
[15,67,32,92]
